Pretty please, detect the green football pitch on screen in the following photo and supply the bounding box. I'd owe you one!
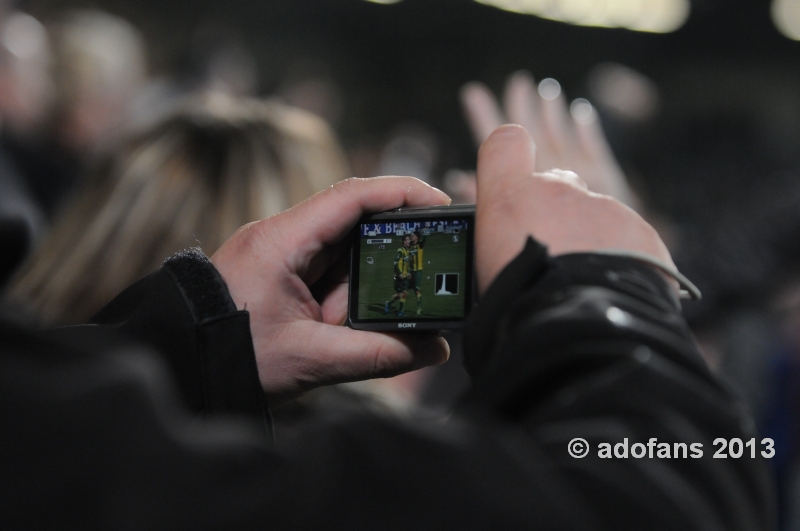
[357,231,468,320]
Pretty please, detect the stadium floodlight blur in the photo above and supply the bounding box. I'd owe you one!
[364,0,404,4]
[474,0,690,33]
[772,0,800,40]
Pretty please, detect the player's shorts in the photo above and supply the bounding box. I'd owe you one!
[394,277,411,293]
[411,271,423,291]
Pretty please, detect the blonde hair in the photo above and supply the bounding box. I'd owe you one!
[8,93,350,324]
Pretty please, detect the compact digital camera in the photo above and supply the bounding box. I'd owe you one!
[347,204,476,332]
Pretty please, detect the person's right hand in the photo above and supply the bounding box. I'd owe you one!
[475,124,672,295]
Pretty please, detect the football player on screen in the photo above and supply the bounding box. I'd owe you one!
[385,235,411,316]
[409,230,426,315]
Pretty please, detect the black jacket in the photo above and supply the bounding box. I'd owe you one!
[0,241,775,530]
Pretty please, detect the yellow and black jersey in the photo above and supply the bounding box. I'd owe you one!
[394,247,410,277]
[409,235,426,271]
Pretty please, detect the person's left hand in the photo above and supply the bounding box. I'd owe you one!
[211,177,451,404]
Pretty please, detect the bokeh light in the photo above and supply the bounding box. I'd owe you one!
[772,0,800,40]
[538,78,561,100]
[570,98,596,124]
[474,0,690,33]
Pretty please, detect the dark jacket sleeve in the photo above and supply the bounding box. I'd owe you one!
[459,237,776,530]
[48,248,270,439]
[0,240,776,530]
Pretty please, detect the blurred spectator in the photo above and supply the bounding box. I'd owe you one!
[278,61,344,129]
[6,92,349,325]
[1,9,148,219]
[49,9,147,155]
[0,11,53,137]
[0,7,51,272]
[129,24,261,139]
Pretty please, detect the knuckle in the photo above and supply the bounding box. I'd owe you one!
[538,169,588,190]
[370,340,405,379]
[537,176,579,199]
[330,177,363,196]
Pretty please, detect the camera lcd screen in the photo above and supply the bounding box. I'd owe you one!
[349,213,473,330]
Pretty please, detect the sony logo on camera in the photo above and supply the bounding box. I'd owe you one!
[398,323,417,328]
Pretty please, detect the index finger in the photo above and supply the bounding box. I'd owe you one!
[278,176,451,249]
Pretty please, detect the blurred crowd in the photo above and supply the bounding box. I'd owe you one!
[0,1,799,528]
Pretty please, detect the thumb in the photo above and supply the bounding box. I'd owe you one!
[476,124,537,204]
[475,125,538,292]
[257,321,449,400]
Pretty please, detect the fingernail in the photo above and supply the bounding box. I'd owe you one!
[430,186,452,205]
[459,82,483,98]
[494,123,526,136]
[511,70,535,83]
[492,124,537,154]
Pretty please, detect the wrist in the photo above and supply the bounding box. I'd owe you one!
[163,247,238,321]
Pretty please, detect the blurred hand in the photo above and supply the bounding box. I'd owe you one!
[475,125,672,294]
[211,177,451,404]
[461,71,639,210]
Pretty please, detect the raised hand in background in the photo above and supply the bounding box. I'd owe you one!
[456,71,640,211]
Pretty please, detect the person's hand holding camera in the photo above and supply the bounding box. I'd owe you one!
[475,124,672,294]
[211,177,451,404]
[209,125,671,403]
